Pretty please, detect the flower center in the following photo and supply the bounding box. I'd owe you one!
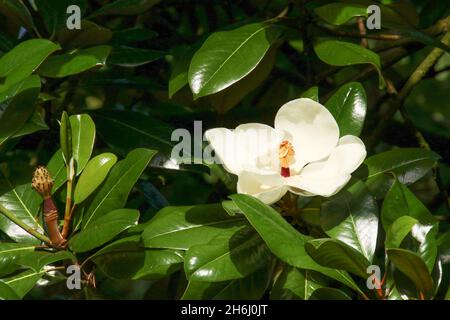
[279,140,295,177]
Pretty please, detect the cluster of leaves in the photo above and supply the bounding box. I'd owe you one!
[0,0,449,300]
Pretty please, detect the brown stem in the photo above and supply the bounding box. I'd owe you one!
[357,17,368,47]
[43,197,67,249]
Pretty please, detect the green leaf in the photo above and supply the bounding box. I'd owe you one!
[309,287,352,300]
[57,20,112,49]
[142,204,247,250]
[82,148,155,229]
[11,109,48,139]
[184,226,270,282]
[0,76,41,146]
[69,114,96,175]
[0,39,60,92]
[93,248,183,280]
[0,281,19,300]
[305,239,370,278]
[321,180,378,263]
[108,47,165,67]
[325,82,367,136]
[270,267,325,300]
[188,23,280,98]
[355,148,441,198]
[0,243,35,277]
[69,208,139,253]
[89,0,160,17]
[314,40,385,88]
[181,267,270,300]
[300,86,319,101]
[92,110,174,155]
[386,216,418,248]
[168,47,195,98]
[381,178,436,229]
[59,111,72,164]
[38,45,111,78]
[230,194,363,294]
[47,149,66,193]
[0,181,43,245]
[111,27,157,45]
[209,46,277,114]
[3,269,46,299]
[387,248,434,298]
[382,179,438,272]
[74,153,117,204]
[314,3,367,25]
[17,250,76,271]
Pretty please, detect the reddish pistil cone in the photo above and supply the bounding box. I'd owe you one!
[281,167,290,177]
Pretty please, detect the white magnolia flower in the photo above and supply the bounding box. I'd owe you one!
[205,98,367,204]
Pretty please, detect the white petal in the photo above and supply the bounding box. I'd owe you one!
[286,135,366,197]
[274,98,339,170]
[205,124,283,175]
[287,174,351,197]
[237,171,288,205]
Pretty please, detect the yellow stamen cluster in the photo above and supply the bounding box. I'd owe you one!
[279,140,295,168]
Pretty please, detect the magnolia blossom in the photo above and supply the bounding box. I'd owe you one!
[205,98,367,204]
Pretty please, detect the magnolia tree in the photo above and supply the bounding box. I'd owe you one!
[0,0,449,301]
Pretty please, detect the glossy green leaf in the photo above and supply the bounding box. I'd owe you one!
[321,180,378,263]
[185,226,270,282]
[47,149,67,192]
[309,287,352,300]
[271,267,326,300]
[142,204,247,250]
[381,178,436,229]
[39,46,111,78]
[0,76,41,146]
[17,250,76,271]
[387,248,434,298]
[3,269,46,299]
[168,47,195,98]
[305,239,370,278]
[314,3,367,25]
[0,243,35,277]
[386,216,418,248]
[0,39,60,91]
[0,281,19,300]
[325,82,367,136]
[59,111,72,163]
[355,148,441,198]
[89,0,160,17]
[382,179,438,272]
[314,40,384,88]
[209,47,277,114]
[300,86,319,101]
[188,23,280,98]
[74,153,117,204]
[0,180,43,245]
[70,114,96,175]
[230,194,363,294]
[108,47,165,67]
[92,110,174,155]
[181,267,270,300]
[69,209,139,253]
[93,248,183,280]
[83,148,155,229]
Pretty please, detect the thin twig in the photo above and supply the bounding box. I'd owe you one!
[356,17,368,48]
